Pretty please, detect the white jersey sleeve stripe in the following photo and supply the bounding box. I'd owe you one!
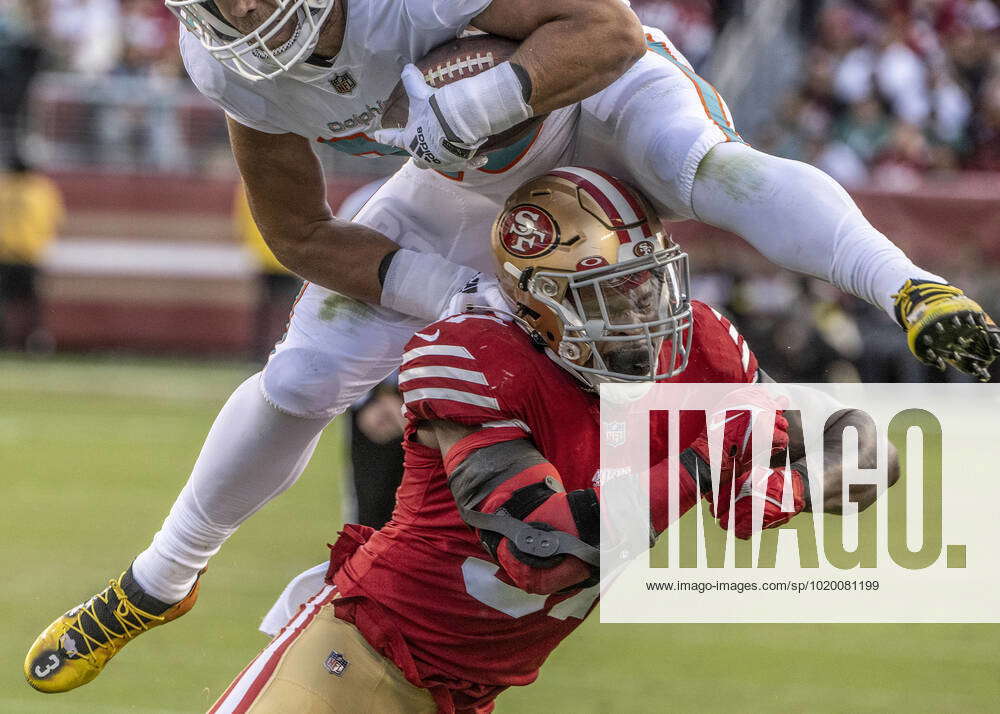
[481,419,531,433]
[403,387,500,411]
[402,344,475,363]
[398,365,489,386]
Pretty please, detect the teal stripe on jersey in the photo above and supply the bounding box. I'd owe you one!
[436,124,543,181]
[645,39,743,143]
[318,121,541,176]
[317,133,407,158]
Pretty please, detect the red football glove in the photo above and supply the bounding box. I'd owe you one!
[710,387,789,466]
[687,386,790,488]
[714,465,806,539]
[477,466,598,595]
[682,386,797,538]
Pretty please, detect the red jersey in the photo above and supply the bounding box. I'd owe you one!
[327,301,758,713]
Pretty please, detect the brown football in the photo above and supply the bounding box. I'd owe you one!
[380,34,547,154]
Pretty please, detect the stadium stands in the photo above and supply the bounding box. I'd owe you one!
[758,0,1000,187]
[1,0,997,381]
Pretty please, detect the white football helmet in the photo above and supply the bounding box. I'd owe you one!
[165,0,337,83]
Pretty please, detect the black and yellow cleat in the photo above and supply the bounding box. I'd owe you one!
[893,279,1000,382]
[24,567,201,693]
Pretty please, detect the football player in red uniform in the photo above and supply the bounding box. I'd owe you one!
[209,169,897,714]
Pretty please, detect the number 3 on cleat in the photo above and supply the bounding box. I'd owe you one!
[34,654,60,678]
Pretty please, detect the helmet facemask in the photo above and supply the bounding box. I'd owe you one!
[522,245,693,388]
[166,0,336,83]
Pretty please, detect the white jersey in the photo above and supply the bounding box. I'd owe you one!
[181,0,489,138]
[180,0,577,196]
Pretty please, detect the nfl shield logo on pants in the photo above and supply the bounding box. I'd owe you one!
[329,72,357,95]
[324,650,349,676]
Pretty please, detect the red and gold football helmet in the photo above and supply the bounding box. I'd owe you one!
[491,167,693,387]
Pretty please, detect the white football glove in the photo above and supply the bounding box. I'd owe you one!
[440,273,513,321]
[372,64,488,172]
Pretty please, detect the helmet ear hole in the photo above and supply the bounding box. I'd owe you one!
[536,277,560,297]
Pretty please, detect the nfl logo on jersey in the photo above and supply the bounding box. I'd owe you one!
[329,72,357,95]
[324,650,349,676]
[605,421,627,448]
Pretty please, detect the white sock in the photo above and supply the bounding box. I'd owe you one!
[132,374,329,603]
[691,143,943,318]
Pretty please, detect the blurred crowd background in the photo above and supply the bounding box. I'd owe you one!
[758,0,1000,186]
[1,0,998,384]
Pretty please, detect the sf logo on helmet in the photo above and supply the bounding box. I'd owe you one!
[500,205,559,258]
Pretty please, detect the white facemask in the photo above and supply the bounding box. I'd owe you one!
[165,0,337,83]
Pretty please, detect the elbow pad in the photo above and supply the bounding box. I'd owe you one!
[447,439,599,594]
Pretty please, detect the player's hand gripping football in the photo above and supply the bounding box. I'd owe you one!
[373,64,488,172]
[893,280,1000,382]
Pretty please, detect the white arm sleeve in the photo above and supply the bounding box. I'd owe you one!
[691,142,942,318]
[380,248,478,321]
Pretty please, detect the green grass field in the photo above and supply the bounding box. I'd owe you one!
[2,355,998,712]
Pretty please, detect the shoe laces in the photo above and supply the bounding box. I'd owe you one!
[64,577,166,662]
[892,280,964,328]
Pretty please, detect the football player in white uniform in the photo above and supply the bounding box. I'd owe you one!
[25,0,999,694]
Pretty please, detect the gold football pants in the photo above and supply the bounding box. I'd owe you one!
[209,585,436,713]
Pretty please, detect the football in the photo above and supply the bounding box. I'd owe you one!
[380,34,547,154]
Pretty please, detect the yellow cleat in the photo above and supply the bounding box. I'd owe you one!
[893,279,1000,382]
[24,567,201,693]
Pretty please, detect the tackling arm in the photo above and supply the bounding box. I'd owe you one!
[761,375,900,514]
[421,420,599,595]
[681,379,902,539]
[792,408,900,515]
[678,388,806,540]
